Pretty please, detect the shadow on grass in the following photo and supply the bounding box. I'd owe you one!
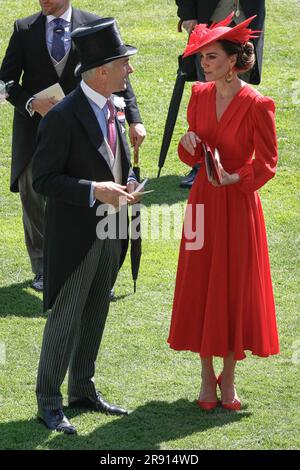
[0,400,251,450]
[0,281,44,317]
[137,175,190,207]
[110,293,131,302]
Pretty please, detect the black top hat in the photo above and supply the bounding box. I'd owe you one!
[71,18,137,76]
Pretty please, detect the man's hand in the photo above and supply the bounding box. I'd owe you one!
[180,131,201,156]
[127,180,141,205]
[94,181,134,208]
[32,97,59,117]
[182,20,197,35]
[129,123,146,151]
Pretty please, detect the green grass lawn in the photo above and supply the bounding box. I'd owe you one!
[0,0,299,450]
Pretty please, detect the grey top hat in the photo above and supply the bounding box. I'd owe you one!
[71,17,137,76]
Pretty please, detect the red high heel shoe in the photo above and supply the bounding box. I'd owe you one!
[197,379,218,410]
[196,400,218,410]
[217,375,241,411]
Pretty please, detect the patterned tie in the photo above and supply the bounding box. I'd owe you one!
[106,99,117,157]
[51,18,65,62]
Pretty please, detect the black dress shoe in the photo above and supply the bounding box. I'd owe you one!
[69,391,128,416]
[31,274,43,292]
[37,408,77,434]
[180,164,200,189]
[110,288,116,302]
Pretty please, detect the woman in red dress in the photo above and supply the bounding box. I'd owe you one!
[168,13,279,410]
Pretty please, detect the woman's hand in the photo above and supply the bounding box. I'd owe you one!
[180,131,201,156]
[211,164,240,187]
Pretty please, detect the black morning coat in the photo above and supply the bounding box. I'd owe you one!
[0,8,142,192]
[32,85,135,311]
[175,0,265,84]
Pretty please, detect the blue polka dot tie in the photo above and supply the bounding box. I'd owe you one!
[51,18,65,62]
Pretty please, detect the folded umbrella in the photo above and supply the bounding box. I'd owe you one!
[157,31,203,177]
[130,147,142,293]
[157,57,186,178]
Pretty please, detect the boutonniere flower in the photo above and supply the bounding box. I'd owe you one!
[112,95,126,110]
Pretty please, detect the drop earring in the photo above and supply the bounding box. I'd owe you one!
[225,69,233,83]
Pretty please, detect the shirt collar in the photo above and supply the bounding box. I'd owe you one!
[47,5,72,23]
[80,80,110,110]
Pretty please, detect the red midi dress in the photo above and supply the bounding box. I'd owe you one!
[168,82,280,360]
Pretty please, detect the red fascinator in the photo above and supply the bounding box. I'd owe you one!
[183,12,261,58]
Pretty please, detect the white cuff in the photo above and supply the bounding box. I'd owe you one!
[25,97,35,117]
[127,176,137,183]
[89,182,96,207]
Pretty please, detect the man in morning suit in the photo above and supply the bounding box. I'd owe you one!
[32,17,141,434]
[0,0,146,292]
[176,0,265,188]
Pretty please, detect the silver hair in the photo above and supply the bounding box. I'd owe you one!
[81,67,98,81]
[82,62,114,81]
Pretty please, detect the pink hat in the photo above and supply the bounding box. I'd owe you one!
[183,12,261,58]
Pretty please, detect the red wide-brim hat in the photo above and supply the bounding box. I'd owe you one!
[183,12,261,58]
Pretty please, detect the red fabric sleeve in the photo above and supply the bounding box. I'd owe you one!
[178,84,204,167]
[236,96,278,194]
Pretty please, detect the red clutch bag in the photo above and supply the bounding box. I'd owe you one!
[202,142,222,184]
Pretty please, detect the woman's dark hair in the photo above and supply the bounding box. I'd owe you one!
[218,39,255,72]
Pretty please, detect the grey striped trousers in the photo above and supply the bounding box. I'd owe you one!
[36,237,121,409]
[19,161,44,275]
